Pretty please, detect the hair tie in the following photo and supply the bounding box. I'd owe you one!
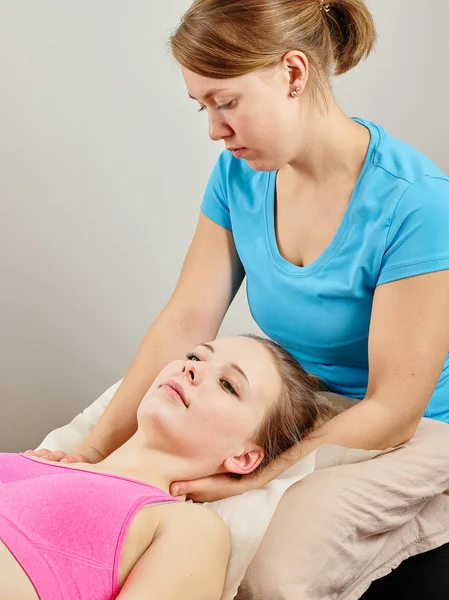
[320,0,331,12]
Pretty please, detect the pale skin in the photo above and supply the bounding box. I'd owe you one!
[28,51,449,504]
[6,336,283,600]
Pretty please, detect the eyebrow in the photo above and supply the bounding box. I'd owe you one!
[198,343,249,385]
[188,88,230,101]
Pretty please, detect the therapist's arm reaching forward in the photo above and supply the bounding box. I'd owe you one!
[36,213,244,464]
[298,270,449,449]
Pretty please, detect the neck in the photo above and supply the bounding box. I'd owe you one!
[93,432,208,496]
[284,97,371,185]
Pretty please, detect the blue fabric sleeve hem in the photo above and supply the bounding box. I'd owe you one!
[200,206,232,231]
[377,257,449,286]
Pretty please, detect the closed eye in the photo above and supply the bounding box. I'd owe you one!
[197,101,234,113]
[217,102,234,111]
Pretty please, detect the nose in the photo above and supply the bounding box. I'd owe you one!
[208,113,233,142]
[182,360,203,386]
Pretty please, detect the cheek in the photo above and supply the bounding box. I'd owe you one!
[195,403,255,443]
[228,115,247,139]
[149,361,184,391]
[271,112,295,142]
[241,107,292,152]
[231,109,262,136]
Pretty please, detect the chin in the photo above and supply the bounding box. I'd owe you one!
[245,155,284,173]
[245,158,274,172]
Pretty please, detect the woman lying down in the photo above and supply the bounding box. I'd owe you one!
[0,334,338,600]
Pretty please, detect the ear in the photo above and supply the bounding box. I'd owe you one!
[282,50,309,91]
[222,446,265,476]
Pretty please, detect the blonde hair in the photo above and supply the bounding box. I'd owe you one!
[170,0,376,109]
[235,334,339,479]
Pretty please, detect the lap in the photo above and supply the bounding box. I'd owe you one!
[237,418,449,600]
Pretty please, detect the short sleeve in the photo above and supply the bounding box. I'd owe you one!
[200,151,232,231]
[377,176,449,286]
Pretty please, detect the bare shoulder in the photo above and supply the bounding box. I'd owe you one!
[117,502,230,599]
[156,501,230,541]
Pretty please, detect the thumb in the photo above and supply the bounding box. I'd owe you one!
[170,475,223,503]
[170,481,189,497]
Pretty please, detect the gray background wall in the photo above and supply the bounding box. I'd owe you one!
[1,1,448,451]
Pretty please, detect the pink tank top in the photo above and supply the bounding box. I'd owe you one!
[0,453,180,599]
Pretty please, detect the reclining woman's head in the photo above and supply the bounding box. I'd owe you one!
[136,334,337,480]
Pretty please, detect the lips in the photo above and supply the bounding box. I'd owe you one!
[162,380,189,407]
[226,147,248,159]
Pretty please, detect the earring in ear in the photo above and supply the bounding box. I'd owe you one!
[291,87,301,98]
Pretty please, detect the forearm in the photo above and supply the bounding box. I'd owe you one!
[80,305,209,458]
[275,396,419,475]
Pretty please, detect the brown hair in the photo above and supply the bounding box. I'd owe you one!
[234,333,339,480]
[170,0,376,108]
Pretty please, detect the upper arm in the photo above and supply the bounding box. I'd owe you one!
[366,269,449,430]
[168,211,245,341]
[367,176,449,430]
[117,505,231,600]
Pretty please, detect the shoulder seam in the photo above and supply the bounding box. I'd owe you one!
[372,161,449,188]
[382,174,449,259]
[372,163,413,185]
[382,179,414,257]
[427,175,449,183]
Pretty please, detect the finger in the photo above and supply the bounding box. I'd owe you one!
[61,453,90,464]
[186,485,220,503]
[172,485,199,502]
[44,451,67,462]
[171,478,219,500]
[186,491,205,502]
[24,448,52,457]
[170,482,186,497]
[170,482,195,498]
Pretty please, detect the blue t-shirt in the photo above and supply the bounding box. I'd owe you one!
[200,118,449,422]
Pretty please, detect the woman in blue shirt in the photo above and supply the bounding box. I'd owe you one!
[30,0,449,596]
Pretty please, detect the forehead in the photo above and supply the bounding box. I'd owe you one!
[181,68,260,99]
